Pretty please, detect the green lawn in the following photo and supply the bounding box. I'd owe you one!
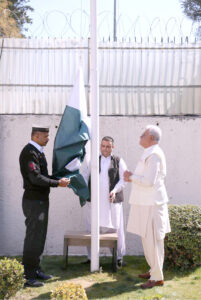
[14,256,201,300]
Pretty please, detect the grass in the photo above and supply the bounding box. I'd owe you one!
[13,256,201,300]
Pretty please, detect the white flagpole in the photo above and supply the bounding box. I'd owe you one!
[90,0,99,272]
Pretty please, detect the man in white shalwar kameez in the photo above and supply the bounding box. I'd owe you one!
[82,136,127,267]
[124,125,171,289]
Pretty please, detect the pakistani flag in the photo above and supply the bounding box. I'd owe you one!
[52,67,90,206]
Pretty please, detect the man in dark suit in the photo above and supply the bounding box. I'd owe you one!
[19,125,70,287]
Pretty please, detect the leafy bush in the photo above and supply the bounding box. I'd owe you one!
[0,257,25,299]
[51,282,88,300]
[165,205,201,270]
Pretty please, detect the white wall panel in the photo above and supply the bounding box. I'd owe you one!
[0,38,200,115]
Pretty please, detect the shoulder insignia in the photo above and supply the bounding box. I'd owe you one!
[29,162,36,171]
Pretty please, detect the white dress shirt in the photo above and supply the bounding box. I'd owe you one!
[29,140,44,153]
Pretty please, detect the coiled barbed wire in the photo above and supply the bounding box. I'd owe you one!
[0,8,200,42]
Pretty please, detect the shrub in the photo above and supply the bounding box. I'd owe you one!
[165,205,201,270]
[0,257,25,299]
[51,282,88,300]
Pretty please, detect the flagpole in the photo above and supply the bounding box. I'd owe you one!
[90,0,99,272]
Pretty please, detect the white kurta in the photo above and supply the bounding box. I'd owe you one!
[82,155,127,229]
[127,204,171,239]
[127,144,171,281]
[127,144,170,237]
[82,155,127,259]
[99,156,127,228]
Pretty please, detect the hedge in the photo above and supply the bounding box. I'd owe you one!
[165,205,201,270]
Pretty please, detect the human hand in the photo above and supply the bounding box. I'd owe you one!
[124,170,133,182]
[109,191,116,203]
[58,178,70,187]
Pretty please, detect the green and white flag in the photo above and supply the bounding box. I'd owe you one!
[52,67,90,206]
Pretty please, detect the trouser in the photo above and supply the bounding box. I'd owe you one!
[87,226,125,260]
[86,203,126,260]
[141,206,165,281]
[22,198,49,279]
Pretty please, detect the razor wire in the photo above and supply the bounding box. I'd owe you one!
[0,8,201,42]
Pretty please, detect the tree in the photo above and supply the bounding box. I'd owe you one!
[0,0,33,37]
[180,0,201,37]
[180,0,201,21]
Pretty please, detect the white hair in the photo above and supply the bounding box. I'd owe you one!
[146,125,162,142]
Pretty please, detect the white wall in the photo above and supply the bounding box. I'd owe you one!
[1,38,201,115]
[0,115,200,257]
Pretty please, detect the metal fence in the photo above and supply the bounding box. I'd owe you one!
[0,38,201,115]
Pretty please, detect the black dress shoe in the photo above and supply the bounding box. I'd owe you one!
[117,259,127,267]
[24,279,44,288]
[36,270,53,280]
[81,259,90,264]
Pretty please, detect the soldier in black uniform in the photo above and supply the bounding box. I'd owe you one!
[19,125,70,287]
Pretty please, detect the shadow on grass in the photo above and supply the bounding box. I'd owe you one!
[8,255,199,284]
[38,256,145,299]
[40,255,199,283]
[163,263,201,281]
[39,256,92,283]
[86,280,142,299]
[14,255,200,300]
[32,292,51,300]
[40,255,149,281]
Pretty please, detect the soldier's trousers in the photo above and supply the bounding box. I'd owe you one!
[22,198,49,279]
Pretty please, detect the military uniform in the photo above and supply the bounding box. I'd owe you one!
[19,140,59,280]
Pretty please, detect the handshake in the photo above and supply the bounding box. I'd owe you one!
[58,177,70,187]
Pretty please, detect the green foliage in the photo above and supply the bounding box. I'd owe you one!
[165,205,201,270]
[7,0,33,32]
[180,0,201,36]
[180,0,201,21]
[0,257,25,299]
[51,282,88,300]
[0,0,33,37]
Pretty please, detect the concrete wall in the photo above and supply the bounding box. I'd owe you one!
[0,115,200,257]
